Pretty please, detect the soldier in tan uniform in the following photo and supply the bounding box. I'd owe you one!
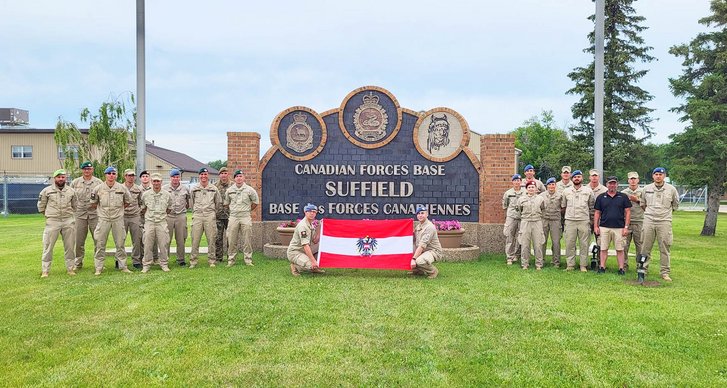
[540,177,562,267]
[190,168,221,268]
[122,169,144,269]
[38,169,77,277]
[138,170,157,263]
[71,161,102,270]
[587,169,607,230]
[521,164,546,193]
[517,181,546,269]
[502,174,525,265]
[640,167,679,282]
[287,203,324,276]
[556,166,573,192]
[90,167,132,275]
[561,170,595,271]
[214,167,232,262]
[224,169,259,266]
[140,173,172,273]
[411,206,441,278]
[163,169,190,266]
[621,171,644,270]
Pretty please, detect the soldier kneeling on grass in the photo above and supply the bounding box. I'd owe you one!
[287,203,324,276]
[411,206,441,279]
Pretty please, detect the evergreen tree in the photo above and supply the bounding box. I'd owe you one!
[566,0,655,175]
[668,0,727,236]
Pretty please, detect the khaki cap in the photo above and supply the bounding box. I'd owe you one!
[561,166,571,173]
[123,169,135,176]
[589,169,600,176]
[150,173,163,181]
[627,171,639,179]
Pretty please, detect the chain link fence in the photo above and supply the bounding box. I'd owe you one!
[1,172,54,216]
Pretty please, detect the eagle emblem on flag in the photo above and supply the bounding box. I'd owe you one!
[356,235,378,257]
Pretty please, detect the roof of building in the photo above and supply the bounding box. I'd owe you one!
[146,143,218,175]
[0,127,89,134]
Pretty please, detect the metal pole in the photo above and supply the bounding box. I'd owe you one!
[594,0,605,180]
[3,173,8,217]
[136,0,146,174]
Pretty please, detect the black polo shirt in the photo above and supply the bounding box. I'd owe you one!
[594,191,632,228]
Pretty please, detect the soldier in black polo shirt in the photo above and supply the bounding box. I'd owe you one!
[593,176,632,275]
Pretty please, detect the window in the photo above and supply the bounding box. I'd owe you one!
[58,145,79,160]
[11,145,33,159]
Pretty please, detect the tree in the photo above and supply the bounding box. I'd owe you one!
[55,93,136,179]
[207,159,227,171]
[511,111,585,181]
[566,0,656,175]
[668,0,727,236]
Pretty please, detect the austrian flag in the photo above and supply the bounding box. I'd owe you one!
[318,219,413,270]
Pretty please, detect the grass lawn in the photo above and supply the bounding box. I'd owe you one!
[0,212,725,386]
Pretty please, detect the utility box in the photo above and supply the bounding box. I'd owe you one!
[0,108,30,126]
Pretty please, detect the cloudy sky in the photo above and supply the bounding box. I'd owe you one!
[1,0,713,163]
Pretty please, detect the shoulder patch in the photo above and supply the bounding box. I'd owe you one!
[301,230,307,238]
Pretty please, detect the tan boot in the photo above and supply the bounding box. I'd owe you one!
[141,267,150,273]
[427,267,439,279]
[67,270,76,276]
[661,274,672,282]
[290,264,300,277]
[120,268,132,274]
[41,272,49,278]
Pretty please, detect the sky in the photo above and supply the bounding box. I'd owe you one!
[1,0,714,164]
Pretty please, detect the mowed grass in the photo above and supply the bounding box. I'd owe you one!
[0,212,725,386]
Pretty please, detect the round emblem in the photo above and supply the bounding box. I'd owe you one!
[270,106,327,161]
[413,107,470,162]
[339,86,402,149]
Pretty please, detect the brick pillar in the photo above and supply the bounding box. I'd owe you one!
[227,132,261,221]
[480,134,515,224]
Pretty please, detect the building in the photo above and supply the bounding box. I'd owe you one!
[1,127,218,182]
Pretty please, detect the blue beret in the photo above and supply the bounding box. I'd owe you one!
[572,170,583,177]
[169,169,181,177]
[104,166,117,174]
[546,177,556,185]
[415,205,427,215]
[524,164,534,172]
[511,174,522,181]
[653,167,666,174]
[304,203,317,212]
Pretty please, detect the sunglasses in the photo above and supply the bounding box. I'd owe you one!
[106,172,117,175]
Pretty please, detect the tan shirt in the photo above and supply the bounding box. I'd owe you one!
[556,180,573,193]
[539,190,562,220]
[621,187,645,223]
[163,183,190,215]
[190,183,221,217]
[141,189,172,224]
[37,184,77,219]
[561,185,595,222]
[502,188,525,220]
[415,219,442,258]
[642,183,679,223]
[225,183,259,218]
[91,181,131,221]
[287,218,314,256]
[70,175,102,219]
[589,184,607,219]
[517,193,545,221]
[123,183,143,217]
[215,179,232,219]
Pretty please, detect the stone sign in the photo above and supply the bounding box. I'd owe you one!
[261,85,481,222]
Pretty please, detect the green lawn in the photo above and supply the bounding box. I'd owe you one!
[0,212,725,386]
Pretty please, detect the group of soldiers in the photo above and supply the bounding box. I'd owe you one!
[502,164,679,281]
[37,162,259,277]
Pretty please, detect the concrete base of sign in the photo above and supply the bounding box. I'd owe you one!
[262,243,480,262]
[438,244,480,262]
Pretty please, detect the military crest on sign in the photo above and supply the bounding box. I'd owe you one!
[356,235,378,257]
[353,92,388,141]
[286,112,314,153]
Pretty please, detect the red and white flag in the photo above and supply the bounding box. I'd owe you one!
[318,219,413,270]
